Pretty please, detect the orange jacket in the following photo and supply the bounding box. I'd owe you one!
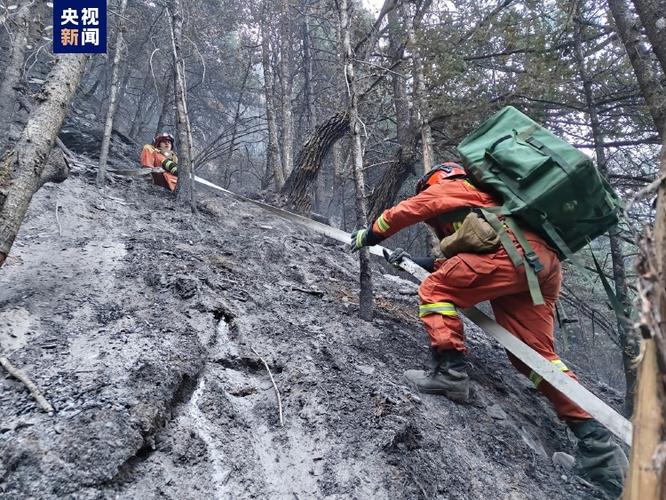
[371,178,498,240]
[140,144,178,192]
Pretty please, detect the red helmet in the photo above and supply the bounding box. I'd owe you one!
[415,162,466,194]
[153,132,175,147]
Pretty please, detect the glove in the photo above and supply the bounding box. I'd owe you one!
[161,158,178,176]
[350,228,370,252]
[383,247,411,267]
[350,227,384,252]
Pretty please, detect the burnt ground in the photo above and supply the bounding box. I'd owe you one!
[0,161,625,499]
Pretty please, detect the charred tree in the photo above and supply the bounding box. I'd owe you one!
[280,0,295,178]
[624,138,666,499]
[0,55,88,267]
[572,10,637,414]
[368,8,417,219]
[340,0,373,320]
[97,0,129,187]
[282,112,350,213]
[156,71,175,135]
[405,1,433,173]
[167,0,195,211]
[0,2,31,142]
[608,0,666,137]
[260,2,284,190]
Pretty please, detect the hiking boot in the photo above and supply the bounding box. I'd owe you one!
[568,419,628,498]
[404,349,469,402]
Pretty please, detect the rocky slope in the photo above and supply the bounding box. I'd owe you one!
[0,157,623,499]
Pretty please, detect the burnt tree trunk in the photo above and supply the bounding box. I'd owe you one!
[97,0,129,187]
[405,1,433,172]
[168,0,195,211]
[0,2,31,141]
[156,72,174,135]
[368,8,417,220]
[573,11,637,415]
[624,138,666,499]
[282,112,349,214]
[280,0,295,178]
[261,3,284,190]
[608,0,666,138]
[0,55,88,267]
[341,0,373,320]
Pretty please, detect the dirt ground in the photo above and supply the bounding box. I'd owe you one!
[0,161,624,499]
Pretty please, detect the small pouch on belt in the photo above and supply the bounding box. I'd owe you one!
[440,212,501,258]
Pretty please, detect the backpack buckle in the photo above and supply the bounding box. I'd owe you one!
[525,252,544,273]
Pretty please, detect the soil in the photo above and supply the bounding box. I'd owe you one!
[0,160,623,499]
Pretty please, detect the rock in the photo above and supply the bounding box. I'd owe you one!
[486,403,507,420]
[552,451,575,470]
[356,364,375,375]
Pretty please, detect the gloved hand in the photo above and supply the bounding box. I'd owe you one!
[383,247,411,267]
[350,226,386,252]
[350,228,370,252]
[161,158,178,176]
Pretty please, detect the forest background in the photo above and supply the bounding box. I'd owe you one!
[1,0,665,425]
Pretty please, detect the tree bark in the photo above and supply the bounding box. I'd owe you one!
[129,71,155,138]
[156,72,174,135]
[405,2,433,172]
[282,112,350,213]
[302,8,317,133]
[0,2,31,141]
[0,55,88,267]
[340,0,373,320]
[572,9,637,415]
[280,0,295,178]
[261,3,285,191]
[367,8,417,220]
[168,0,195,210]
[631,0,666,76]
[608,0,666,138]
[624,139,666,499]
[97,0,129,188]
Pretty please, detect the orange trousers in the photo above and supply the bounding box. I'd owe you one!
[417,238,590,421]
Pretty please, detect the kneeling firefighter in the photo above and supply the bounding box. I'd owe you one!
[140,132,179,192]
[350,163,628,498]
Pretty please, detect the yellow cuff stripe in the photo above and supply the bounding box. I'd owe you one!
[419,302,458,317]
[355,230,365,248]
[376,214,390,233]
[529,359,570,389]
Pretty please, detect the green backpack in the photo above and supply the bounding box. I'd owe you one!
[458,106,620,260]
[457,106,622,307]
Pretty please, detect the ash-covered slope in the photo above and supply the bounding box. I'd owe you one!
[0,164,619,499]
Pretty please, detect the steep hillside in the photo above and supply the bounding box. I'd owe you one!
[0,161,621,499]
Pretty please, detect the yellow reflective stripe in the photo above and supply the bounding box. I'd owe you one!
[551,359,569,372]
[529,359,569,389]
[529,371,543,388]
[452,221,463,231]
[376,214,390,233]
[464,180,477,190]
[356,230,363,248]
[419,302,458,317]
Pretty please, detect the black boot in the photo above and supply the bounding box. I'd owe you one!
[567,419,628,498]
[404,349,469,402]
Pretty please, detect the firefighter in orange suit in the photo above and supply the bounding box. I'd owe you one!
[140,132,179,192]
[350,163,627,498]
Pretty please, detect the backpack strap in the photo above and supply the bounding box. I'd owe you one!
[479,208,523,268]
[480,207,545,306]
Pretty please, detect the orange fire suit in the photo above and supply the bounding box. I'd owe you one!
[372,177,590,421]
[140,145,178,192]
